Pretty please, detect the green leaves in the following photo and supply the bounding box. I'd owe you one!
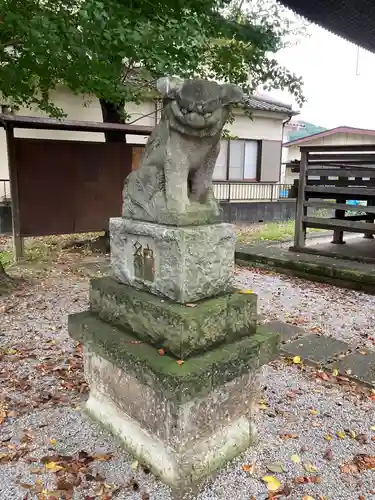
[0,0,305,116]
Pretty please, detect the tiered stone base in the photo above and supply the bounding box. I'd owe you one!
[68,303,279,490]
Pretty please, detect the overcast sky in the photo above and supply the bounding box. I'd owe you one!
[267,23,375,130]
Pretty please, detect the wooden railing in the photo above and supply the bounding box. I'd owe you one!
[293,145,375,251]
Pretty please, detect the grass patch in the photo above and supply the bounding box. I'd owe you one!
[237,220,295,243]
[237,220,325,244]
[0,250,12,268]
[0,232,105,272]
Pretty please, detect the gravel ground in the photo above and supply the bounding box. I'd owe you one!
[236,266,375,351]
[0,261,375,500]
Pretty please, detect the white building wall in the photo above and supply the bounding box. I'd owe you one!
[284,132,375,184]
[0,87,286,199]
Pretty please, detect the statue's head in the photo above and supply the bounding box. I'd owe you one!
[157,77,243,131]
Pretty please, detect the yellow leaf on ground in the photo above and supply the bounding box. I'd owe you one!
[292,356,302,364]
[49,439,57,446]
[291,454,301,464]
[310,409,318,415]
[45,461,64,472]
[302,496,315,500]
[303,462,317,473]
[336,431,346,439]
[262,475,281,492]
[324,434,333,441]
[238,289,254,294]
[131,460,139,470]
[332,369,339,376]
[6,349,17,355]
[259,400,267,410]
[370,426,375,431]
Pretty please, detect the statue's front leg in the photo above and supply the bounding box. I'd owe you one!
[164,151,190,214]
[190,143,219,203]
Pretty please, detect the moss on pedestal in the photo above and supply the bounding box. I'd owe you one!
[90,277,257,358]
[69,311,279,403]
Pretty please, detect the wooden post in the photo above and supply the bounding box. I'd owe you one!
[294,149,308,248]
[364,199,374,239]
[332,196,346,244]
[6,126,23,261]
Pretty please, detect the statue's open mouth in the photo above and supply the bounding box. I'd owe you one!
[172,101,222,130]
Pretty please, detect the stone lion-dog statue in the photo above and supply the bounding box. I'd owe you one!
[122,77,243,225]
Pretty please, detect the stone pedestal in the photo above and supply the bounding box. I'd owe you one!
[69,310,278,490]
[110,218,236,303]
[68,217,280,492]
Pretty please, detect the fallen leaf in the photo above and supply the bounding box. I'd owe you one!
[324,434,332,441]
[353,454,375,470]
[238,289,253,294]
[259,401,267,410]
[291,454,301,464]
[56,479,74,491]
[370,426,375,431]
[176,360,184,366]
[309,409,318,415]
[336,431,346,439]
[6,349,17,355]
[49,439,57,446]
[340,463,358,474]
[292,356,302,364]
[280,433,299,440]
[44,461,64,472]
[185,303,197,307]
[316,371,329,381]
[278,484,292,497]
[332,369,339,377]
[93,453,113,461]
[266,463,285,473]
[302,496,315,500]
[262,475,281,492]
[323,449,333,461]
[303,462,317,473]
[355,433,368,445]
[19,483,34,490]
[294,476,321,484]
[131,460,139,470]
[241,463,254,473]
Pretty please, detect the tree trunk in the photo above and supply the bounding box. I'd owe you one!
[99,99,126,143]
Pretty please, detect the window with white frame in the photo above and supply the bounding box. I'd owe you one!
[213,139,259,181]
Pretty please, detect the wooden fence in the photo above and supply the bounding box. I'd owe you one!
[293,144,375,252]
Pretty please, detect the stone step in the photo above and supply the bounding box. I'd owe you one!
[89,277,258,359]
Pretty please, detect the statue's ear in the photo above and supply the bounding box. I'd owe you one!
[220,84,243,105]
[156,76,184,99]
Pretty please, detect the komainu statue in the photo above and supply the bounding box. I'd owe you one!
[122,77,243,225]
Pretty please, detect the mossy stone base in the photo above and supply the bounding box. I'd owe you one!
[69,311,279,490]
[68,311,279,402]
[90,277,257,358]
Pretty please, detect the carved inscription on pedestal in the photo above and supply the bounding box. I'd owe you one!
[132,241,155,282]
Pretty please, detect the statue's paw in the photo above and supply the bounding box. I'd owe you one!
[167,198,189,215]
